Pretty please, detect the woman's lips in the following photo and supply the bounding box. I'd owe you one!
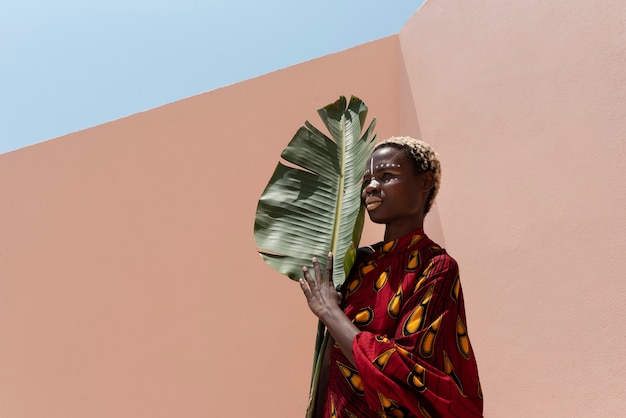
[365,197,382,211]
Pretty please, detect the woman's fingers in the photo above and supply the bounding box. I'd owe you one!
[302,266,315,289]
[300,254,342,314]
[301,254,335,299]
[326,252,333,286]
[299,277,311,298]
[312,257,324,284]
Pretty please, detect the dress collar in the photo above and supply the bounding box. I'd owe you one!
[371,228,426,258]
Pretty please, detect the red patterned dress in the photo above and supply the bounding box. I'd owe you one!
[322,228,483,417]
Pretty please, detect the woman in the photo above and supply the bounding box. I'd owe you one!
[299,137,483,417]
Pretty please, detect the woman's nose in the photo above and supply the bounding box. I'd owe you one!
[363,177,380,194]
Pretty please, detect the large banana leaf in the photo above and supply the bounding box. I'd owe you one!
[254,95,377,286]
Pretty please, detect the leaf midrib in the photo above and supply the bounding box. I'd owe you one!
[330,114,348,258]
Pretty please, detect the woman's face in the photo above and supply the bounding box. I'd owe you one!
[361,146,430,228]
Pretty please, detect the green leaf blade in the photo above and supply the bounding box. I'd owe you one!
[254,96,377,286]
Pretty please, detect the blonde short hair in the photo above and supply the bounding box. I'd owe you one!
[374,136,441,214]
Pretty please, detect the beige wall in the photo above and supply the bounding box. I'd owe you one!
[2,1,625,417]
[0,38,400,417]
[399,0,626,416]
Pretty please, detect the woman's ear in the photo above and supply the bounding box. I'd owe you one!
[421,172,435,191]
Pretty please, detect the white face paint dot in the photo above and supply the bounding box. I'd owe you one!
[373,163,401,170]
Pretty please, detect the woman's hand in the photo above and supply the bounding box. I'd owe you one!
[299,252,360,366]
[299,253,342,320]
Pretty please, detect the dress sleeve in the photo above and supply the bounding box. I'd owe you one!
[351,254,483,417]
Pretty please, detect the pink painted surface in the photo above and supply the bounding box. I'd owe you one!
[399,1,626,416]
[0,38,400,417]
[2,1,625,417]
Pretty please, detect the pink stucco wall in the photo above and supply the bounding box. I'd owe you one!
[1,1,625,417]
[0,38,400,417]
[398,1,626,416]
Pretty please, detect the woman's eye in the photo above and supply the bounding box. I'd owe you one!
[362,173,397,189]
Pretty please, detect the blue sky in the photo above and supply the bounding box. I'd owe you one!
[1,1,423,154]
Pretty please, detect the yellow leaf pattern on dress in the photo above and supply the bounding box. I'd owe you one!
[374,267,389,291]
[380,239,398,257]
[387,283,403,319]
[419,314,443,358]
[407,363,427,393]
[360,260,377,276]
[406,249,421,271]
[402,284,435,336]
[337,362,365,395]
[418,403,433,418]
[373,348,395,371]
[413,260,434,293]
[346,276,362,297]
[353,307,373,326]
[377,392,407,418]
[443,350,465,395]
[409,234,424,247]
[450,274,460,301]
[456,316,471,360]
